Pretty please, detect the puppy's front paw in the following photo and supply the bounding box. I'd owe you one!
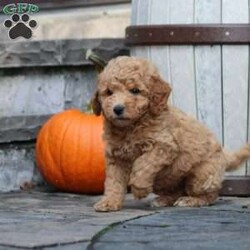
[94,197,122,212]
[131,185,152,200]
[174,196,207,207]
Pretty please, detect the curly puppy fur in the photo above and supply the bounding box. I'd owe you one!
[92,56,250,212]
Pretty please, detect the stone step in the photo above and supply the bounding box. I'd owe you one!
[0,38,128,192]
[0,142,43,192]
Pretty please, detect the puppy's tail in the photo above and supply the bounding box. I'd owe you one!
[225,143,250,171]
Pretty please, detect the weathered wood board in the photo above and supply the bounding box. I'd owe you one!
[194,0,223,143]
[222,0,249,176]
[130,0,250,177]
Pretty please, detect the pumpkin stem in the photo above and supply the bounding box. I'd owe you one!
[86,50,107,72]
[85,50,107,114]
[86,102,94,114]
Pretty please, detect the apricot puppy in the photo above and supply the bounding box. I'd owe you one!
[92,56,250,212]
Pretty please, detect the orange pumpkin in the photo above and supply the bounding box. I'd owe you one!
[36,109,105,194]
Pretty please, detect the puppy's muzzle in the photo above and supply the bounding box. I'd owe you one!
[113,104,125,116]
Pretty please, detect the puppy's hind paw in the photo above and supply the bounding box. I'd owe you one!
[150,196,176,208]
[94,197,122,212]
[174,196,207,207]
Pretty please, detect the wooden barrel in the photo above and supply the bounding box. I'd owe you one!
[126,0,250,179]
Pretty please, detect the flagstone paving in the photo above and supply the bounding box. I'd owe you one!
[0,191,249,249]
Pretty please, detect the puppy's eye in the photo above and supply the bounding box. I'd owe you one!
[106,89,113,96]
[129,88,140,95]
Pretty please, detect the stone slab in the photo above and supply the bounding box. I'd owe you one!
[0,67,97,118]
[0,192,155,249]
[0,115,51,143]
[0,144,44,192]
[94,198,250,250]
[0,39,128,68]
[0,67,97,143]
[0,4,130,43]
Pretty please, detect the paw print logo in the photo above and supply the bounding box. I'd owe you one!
[4,14,37,39]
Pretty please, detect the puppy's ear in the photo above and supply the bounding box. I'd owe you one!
[91,91,102,116]
[149,75,171,116]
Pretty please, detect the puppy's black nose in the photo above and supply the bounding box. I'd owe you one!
[113,105,125,116]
